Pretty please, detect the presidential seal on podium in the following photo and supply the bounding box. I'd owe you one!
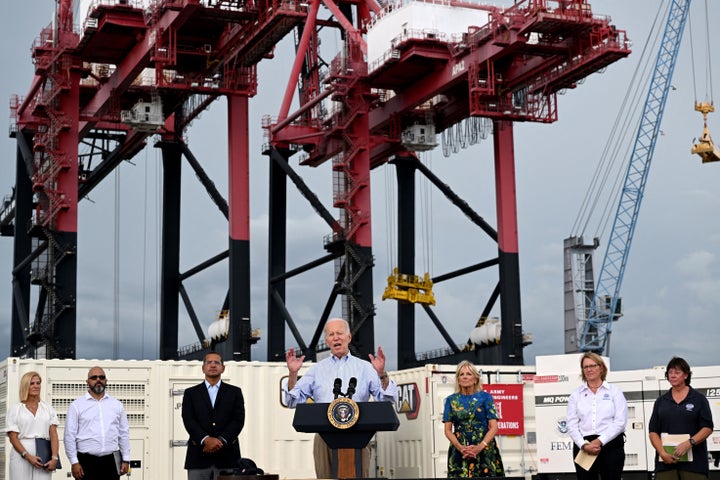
[327,397,359,429]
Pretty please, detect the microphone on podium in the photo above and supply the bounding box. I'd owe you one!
[333,378,342,399]
[346,377,357,399]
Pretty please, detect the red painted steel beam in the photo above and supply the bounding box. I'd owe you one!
[79,5,202,137]
[278,0,321,122]
[55,71,81,233]
[493,121,518,254]
[228,95,250,242]
[271,88,331,136]
[368,34,628,129]
[16,76,44,124]
[343,109,373,247]
[367,58,467,131]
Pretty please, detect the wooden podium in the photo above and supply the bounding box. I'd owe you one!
[292,401,399,479]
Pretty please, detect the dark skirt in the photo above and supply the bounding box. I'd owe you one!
[447,439,505,478]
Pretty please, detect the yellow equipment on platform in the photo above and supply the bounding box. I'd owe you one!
[691,101,720,163]
[382,267,436,305]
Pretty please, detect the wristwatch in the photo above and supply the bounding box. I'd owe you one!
[689,438,696,446]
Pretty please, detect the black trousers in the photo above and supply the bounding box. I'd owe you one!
[573,434,625,480]
[77,452,120,480]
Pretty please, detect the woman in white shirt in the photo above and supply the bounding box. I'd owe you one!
[6,371,60,479]
[566,353,628,480]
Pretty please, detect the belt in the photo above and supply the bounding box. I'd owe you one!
[79,452,115,458]
[583,434,625,446]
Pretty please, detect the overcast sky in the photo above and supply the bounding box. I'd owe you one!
[0,0,718,372]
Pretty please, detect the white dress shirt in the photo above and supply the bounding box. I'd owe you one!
[64,392,131,464]
[566,381,628,448]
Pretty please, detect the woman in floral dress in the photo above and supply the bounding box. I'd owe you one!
[443,360,505,477]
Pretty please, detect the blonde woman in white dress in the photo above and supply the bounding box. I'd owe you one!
[6,371,60,479]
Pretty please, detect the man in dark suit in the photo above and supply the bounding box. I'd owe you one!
[182,352,245,480]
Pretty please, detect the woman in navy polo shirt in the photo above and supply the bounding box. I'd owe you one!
[649,357,714,480]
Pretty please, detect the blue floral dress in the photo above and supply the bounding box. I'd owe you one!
[443,391,505,478]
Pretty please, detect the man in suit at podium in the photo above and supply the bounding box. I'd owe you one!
[182,352,246,480]
[284,318,398,478]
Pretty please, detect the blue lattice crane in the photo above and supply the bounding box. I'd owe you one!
[577,0,692,354]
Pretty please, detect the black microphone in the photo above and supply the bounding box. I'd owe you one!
[346,377,357,399]
[333,378,342,399]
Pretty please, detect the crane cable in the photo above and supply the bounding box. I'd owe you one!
[141,145,150,359]
[114,165,121,359]
[382,153,434,276]
[155,146,163,357]
[703,0,715,102]
[570,1,668,239]
[688,0,715,104]
[419,152,433,275]
[383,161,397,272]
[139,143,163,359]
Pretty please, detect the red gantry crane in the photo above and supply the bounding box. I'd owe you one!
[3,0,306,360]
[1,0,629,367]
[264,0,631,368]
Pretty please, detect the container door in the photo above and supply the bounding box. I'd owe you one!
[430,372,460,478]
[129,439,145,480]
[171,382,198,479]
[612,379,647,472]
[686,372,720,471]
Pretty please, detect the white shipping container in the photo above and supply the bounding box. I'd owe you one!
[534,354,650,475]
[0,357,317,480]
[375,363,538,479]
[377,357,720,480]
[533,355,720,479]
[2,356,718,480]
[649,365,720,463]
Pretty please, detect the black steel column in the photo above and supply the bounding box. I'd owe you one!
[348,245,375,359]
[159,140,182,360]
[52,230,77,358]
[10,131,33,356]
[266,148,288,361]
[393,155,417,370]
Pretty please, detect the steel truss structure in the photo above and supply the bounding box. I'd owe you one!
[0,0,629,366]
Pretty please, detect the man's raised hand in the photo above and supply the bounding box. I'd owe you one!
[368,345,386,374]
[286,348,305,374]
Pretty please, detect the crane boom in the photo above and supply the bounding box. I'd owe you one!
[579,0,692,354]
